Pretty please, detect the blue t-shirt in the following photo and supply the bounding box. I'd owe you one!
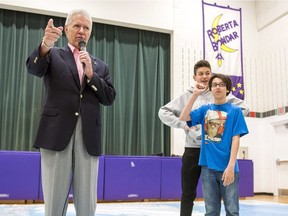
[187,102,249,172]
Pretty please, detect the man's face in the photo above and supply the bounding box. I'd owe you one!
[193,67,212,87]
[65,14,91,49]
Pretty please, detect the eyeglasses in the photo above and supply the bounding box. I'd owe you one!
[211,83,226,88]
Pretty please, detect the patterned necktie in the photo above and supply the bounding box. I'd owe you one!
[73,49,83,84]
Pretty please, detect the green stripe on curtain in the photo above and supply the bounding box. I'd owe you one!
[0,8,171,156]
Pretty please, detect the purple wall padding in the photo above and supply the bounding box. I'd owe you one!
[197,176,203,198]
[104,156,161,201]
[97,156,105,200]
[238,159,254,197]
[160,157,203,200]
[0,152,253,201]
[160,157,253,199]
[0,151,40,200]
[38,155,105,201]
[160,157,181,199]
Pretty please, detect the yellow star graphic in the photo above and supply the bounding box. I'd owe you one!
[237,83,242,88]
[239,89,244,95]
[232,87,236,92]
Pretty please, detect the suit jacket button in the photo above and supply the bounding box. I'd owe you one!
[80,94,83,98]
[75,112,79,116]
[92,85,97,91]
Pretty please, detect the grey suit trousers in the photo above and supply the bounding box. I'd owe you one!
[40,116,99,216]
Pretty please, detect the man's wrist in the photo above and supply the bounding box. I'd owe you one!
[42,40,54,49]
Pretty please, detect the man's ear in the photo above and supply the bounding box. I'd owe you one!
[64,26,68,34]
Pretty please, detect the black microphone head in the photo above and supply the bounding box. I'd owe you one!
[78,40,86,51]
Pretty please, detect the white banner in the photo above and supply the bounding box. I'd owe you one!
[203,1,244,99]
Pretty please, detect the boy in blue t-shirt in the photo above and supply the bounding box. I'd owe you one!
[180,73,249,216]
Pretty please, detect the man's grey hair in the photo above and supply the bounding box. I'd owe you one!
[65,9,92,32]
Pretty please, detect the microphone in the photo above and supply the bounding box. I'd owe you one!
[78,40,86,67]
[78,40,86,84]
[78,40,86,52]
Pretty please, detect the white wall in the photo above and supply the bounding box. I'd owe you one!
[256,0,288,31]
[1,0,288,195]
[241,0,288,113]
[242,117,276,194]
[171,0,288,194]
[0,0,174,32]
[243,114,288,194]
[245,1,288,193]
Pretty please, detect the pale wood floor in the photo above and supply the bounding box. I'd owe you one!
[243,195,288,204]
[1,195,288,204]
[193,195,288,204]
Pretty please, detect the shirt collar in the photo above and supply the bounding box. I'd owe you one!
[68,43,77,53]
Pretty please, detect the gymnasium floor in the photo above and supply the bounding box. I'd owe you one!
[0,196,288,216]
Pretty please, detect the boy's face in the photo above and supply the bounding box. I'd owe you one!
[193,67,212,87]
[210,77,228,99]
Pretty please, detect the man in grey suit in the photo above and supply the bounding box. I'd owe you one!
[26,9,116,216]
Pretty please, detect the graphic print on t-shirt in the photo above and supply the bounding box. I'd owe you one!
[204,110,227,142]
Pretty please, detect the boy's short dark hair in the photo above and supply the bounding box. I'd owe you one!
[208,73,232,96]
[194,60,211,75]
